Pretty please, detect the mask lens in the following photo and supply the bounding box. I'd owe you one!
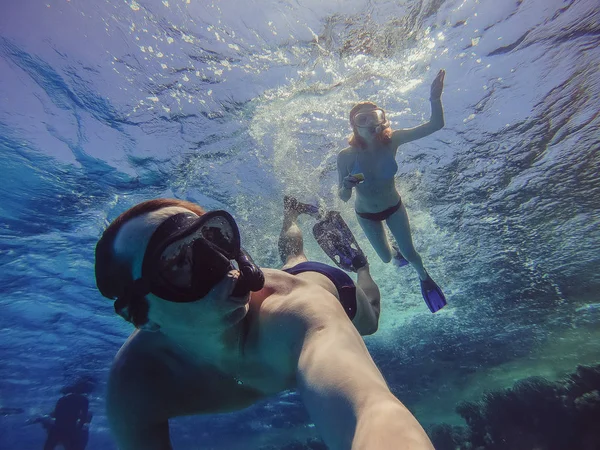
[197,215,238,257]
[142,211,241,301]
[354,109,385,128]
[158,229,201,290]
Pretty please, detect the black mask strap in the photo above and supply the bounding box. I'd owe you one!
[114,278,151,326]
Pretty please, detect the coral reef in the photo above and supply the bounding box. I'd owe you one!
[429,364,600,450]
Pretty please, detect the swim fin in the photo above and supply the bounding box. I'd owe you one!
[392,245,409,268]
[284,195,323,219]
[313,211,367,273]
[420,275,447,313]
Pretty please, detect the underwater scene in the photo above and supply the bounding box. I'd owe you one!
[1,0,599,449]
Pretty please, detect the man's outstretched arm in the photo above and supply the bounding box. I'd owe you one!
[296,314,433,450]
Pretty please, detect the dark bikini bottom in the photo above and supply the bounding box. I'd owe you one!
[356,199,402,222]
[282,261,357,319]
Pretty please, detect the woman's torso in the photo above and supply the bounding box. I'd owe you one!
[341,144,401,213]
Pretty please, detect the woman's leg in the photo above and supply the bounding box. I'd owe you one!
[385,204,428,280]
[356,215,394,263]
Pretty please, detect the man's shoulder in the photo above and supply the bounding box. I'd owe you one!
[244,269,346,381]
[111,330,162,373]
[256,269,348,326]
[107,332,173,420]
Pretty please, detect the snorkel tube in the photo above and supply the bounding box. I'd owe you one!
[232,249,265,297]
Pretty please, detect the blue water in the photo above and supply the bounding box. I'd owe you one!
[1,0,599,448]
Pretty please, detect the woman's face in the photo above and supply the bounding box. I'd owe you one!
[352,106,386,137]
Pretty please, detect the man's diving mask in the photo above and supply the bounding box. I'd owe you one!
[352,108,387,129]
[126,210,265,304]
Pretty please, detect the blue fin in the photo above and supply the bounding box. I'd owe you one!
[420,275,447,313]
[392,245,409,268]
[313,211,366,272]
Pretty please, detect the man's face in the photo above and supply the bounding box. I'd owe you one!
[145,269,250,333]
[114,206,250,332]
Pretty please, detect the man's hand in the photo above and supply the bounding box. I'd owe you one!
[430,69,445,100]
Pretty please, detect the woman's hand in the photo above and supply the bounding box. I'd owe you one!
[343,175,362,189]
[430,69,445,100]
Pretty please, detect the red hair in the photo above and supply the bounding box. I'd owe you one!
[348,101,392,148]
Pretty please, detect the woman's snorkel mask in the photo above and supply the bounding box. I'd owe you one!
[114,210,265,321]
[352,108,390,134]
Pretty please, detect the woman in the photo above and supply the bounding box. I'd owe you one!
[337,69,447,313]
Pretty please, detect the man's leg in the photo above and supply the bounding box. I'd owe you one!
[280,198,382,334]
[353,264,381,335]
[279,198,309,269]
[43,428,59,450]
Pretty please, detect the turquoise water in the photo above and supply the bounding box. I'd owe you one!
[1,0,599,448]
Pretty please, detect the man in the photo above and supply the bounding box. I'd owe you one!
[30,382,93,450]
[95,197,434,450]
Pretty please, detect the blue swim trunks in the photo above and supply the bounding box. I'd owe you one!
[282,261,357,319]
